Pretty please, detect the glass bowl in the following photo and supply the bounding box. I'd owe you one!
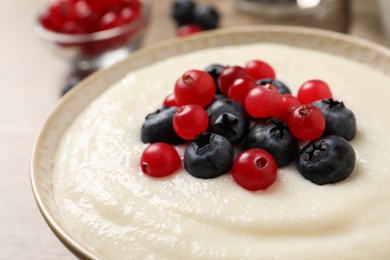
[34,0,150,71]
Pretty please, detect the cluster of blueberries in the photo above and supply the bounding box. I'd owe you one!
[142,63,357,186]
[170,0,220,36]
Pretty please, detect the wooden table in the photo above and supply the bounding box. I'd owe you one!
[0,0,388,259]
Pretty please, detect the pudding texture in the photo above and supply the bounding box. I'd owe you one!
[53,43,390,259]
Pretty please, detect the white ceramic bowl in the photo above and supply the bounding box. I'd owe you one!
[31,26,390,259]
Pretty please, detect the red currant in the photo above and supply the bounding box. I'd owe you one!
[275,94,301,122]
[245,60,275,80]
[60,20,88,34]
[232,149,278,191]
[174,70,216,107]
[177,24,202,37]
[297,79,333,104]
[173,104,209,140]
[228,76,257,105]
[163,93,178,107]
[245,84,283,118]
[120,6,138,24]
[85,0,111,14]
[140,142,181,177]
[218,66,248,95]
[97,12,122,31]
[288,104,325,140]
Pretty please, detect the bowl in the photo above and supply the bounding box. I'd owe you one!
[33,0,150,71]
[31,26,390,259]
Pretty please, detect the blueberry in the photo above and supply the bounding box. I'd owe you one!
[312,98,356,141]
[207,99,249,144]
[257,78,291,94]
[245,118,298,167]
[184,133,234,179]
[297,135,356,185]
[194,4,219,30]
[204,64,224,92]
[60,77,80,96]
[171,0,195,26]
[141,106,186,145]
[213,93,228,102]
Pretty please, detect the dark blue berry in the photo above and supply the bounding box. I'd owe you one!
[171,0,195,26]
[212,93,228,102]
[204,64,224,92]
[141,106,186,145]
[61,78,80,96]
[312,98,356,141]
[297,135,355,185]
[207,99,249,144]
[245,118,298,167]
[184,133,234,179]
[61,70,93,97]
[194,4,219,30]
[257,78,291,94]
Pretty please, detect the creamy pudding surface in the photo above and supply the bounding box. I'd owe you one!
[53,43,390,259]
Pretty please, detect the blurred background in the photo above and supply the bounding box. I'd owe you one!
[0,0,388,258]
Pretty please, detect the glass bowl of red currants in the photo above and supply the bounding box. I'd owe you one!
[34,0,150,70]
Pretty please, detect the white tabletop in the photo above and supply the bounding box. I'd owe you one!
[0,0,388,259]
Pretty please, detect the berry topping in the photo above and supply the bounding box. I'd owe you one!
[141,107,186,145]
[275,94,301,122]
[139,59,358,190]
[173,104,209,140]
[256,78,291,94]
[170,0,195,26]
[184,133,234,179]
[193,4,219,30]
[228,76,257,105]
[163,93,178,107]
[204,64,224,92]
[297,135,356,185]
[297,79,333,104]
[207,99,249,144]
[245,119,298,167]
[245,60,276,80]
[174,69,216,107]
[218,66,248,95]
[177,24,202,36]
[288,104,325,140]
[140,142,182,177]
[232,149,278,191]
[245,84,283,118]
[312,98,357,141]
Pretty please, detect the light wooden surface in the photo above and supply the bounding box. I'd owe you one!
[0,0,388,259]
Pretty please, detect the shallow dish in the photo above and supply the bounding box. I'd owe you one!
[31,26,390,259]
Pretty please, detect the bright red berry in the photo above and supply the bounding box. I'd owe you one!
[140,142,181,177]
[288,104,325,140]
[218,66,248,95]
[228,76,257,105]
[232,149,278,191]
[177,24,202,37]
[174,70,216,107]
[97,12,122,31]
[275,94,301,122]
[245,84,283,118]
[120,6,139,24]
[173,104,209,140]
[163,93,178,107]
[297,79,333,104]
[245,60,276,80]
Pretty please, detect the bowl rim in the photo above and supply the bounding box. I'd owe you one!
[30,25,390,259]
[33,0,150,44]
